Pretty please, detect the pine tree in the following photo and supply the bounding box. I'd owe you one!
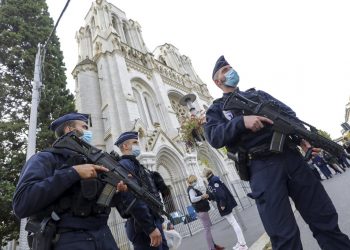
[0,0,75,245]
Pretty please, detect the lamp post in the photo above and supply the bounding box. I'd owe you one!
[179,93,197,116]
[341,122,350,131]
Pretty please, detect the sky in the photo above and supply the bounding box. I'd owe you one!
[46,0,350,139]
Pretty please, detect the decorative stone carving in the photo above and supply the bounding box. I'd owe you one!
[95,41,102,54]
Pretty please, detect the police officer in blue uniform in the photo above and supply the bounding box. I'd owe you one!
[204,56,350,250]
[13,113,123,250]
[115,131,169,250]
[202,168,247,250]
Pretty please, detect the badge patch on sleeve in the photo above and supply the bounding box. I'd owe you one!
[223,110,233,120]
[214,183,220,188]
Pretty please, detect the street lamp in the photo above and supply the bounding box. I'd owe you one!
[179,93,197,116]
[341,122,350,131]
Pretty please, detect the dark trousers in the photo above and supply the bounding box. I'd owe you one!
[248,148,350,250]
[311,167,322,180]
[53,225,119,250]
[318,164,333,178]
[125,218,169,250]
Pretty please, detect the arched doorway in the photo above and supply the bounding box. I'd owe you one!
[156,146,187,214]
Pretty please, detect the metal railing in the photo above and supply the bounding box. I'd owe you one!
[107,181,254,249]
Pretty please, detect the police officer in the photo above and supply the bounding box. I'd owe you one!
[202,168,247,250]
[204,56,350,250]
[115,131,169,250]
[13,112,124,250]
[186,175,224,250]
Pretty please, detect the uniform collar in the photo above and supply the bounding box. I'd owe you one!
[222,88,239,98]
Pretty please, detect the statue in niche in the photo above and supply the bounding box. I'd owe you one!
[95,42,102,54]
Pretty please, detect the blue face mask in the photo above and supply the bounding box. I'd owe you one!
[132,145,141,157]
[224,68,240,88]
[80,130,93,144]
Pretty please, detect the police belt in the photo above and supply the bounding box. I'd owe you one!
[247,142,298,160]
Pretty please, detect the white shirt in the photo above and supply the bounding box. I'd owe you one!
[189,187,202,203]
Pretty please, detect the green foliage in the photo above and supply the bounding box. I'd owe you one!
[219,147,228,155]
[198,158,210,168]
[318,129,331,140]
[0,0,75,245]
[179,115,205,151]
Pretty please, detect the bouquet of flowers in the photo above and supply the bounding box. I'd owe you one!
[179,113,206,150]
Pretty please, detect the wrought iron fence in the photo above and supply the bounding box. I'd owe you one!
[107,179,254,249]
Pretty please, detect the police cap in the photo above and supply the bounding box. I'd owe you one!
[212,55,229,80]
[49,112,89,131]
[115,131,138,147]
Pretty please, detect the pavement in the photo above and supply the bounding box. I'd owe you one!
[179,168,350,250]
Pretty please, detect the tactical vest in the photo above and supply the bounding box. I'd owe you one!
[187,186,210,213]
[122,155,162,201]
[41,148,110,218]
[117,155,164,219]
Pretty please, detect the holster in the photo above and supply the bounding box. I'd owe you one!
[25,217,57,250]
[227,147,250,181]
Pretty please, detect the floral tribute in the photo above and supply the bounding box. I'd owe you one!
[179,112,206,151]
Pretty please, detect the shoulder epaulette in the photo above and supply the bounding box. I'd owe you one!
[213,97,224,104]
[41,147,66,155]
[246,87,256,92]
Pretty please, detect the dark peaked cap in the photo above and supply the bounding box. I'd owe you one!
[49,112,89,131]
[115,131,138,146]
[212,55,229,79]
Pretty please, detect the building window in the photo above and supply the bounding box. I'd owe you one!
[132,87,162,129]
[144,93,159,125]
[112,15,119,35]
[123,22,131,45]
[133,88,148,126]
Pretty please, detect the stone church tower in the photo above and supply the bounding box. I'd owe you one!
[72,0,249,246]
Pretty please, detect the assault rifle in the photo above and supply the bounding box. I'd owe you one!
[52,132,171,220]
[223,92,344,158]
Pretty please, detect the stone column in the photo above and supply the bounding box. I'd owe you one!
[224,158,240,181]
[224,158,248,204]
[139,152,156,171]
[184,152,201,177]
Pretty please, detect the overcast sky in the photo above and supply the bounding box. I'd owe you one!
[46,0,350,139]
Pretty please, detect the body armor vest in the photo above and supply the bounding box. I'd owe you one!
[42,148,110,218]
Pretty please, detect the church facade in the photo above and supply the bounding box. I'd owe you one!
[72,0,250,247]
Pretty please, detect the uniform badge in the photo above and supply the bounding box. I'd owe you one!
[223,110,233,120]
[214,183,220,188]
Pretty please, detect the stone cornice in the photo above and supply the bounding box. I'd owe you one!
[72,60,98,78]
[125,59,152,80]
[75,33,212,101]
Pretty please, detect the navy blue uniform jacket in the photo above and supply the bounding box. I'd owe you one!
[204,89,296,151]
[13,149,110,229]
[207,175,237,216]
[117,156,157,235]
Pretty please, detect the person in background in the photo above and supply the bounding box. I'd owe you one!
[338,152,350,168]
[323,151,345,173]
[187,175,225,250]
[312,153,333,179]
[202,168,248,250]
